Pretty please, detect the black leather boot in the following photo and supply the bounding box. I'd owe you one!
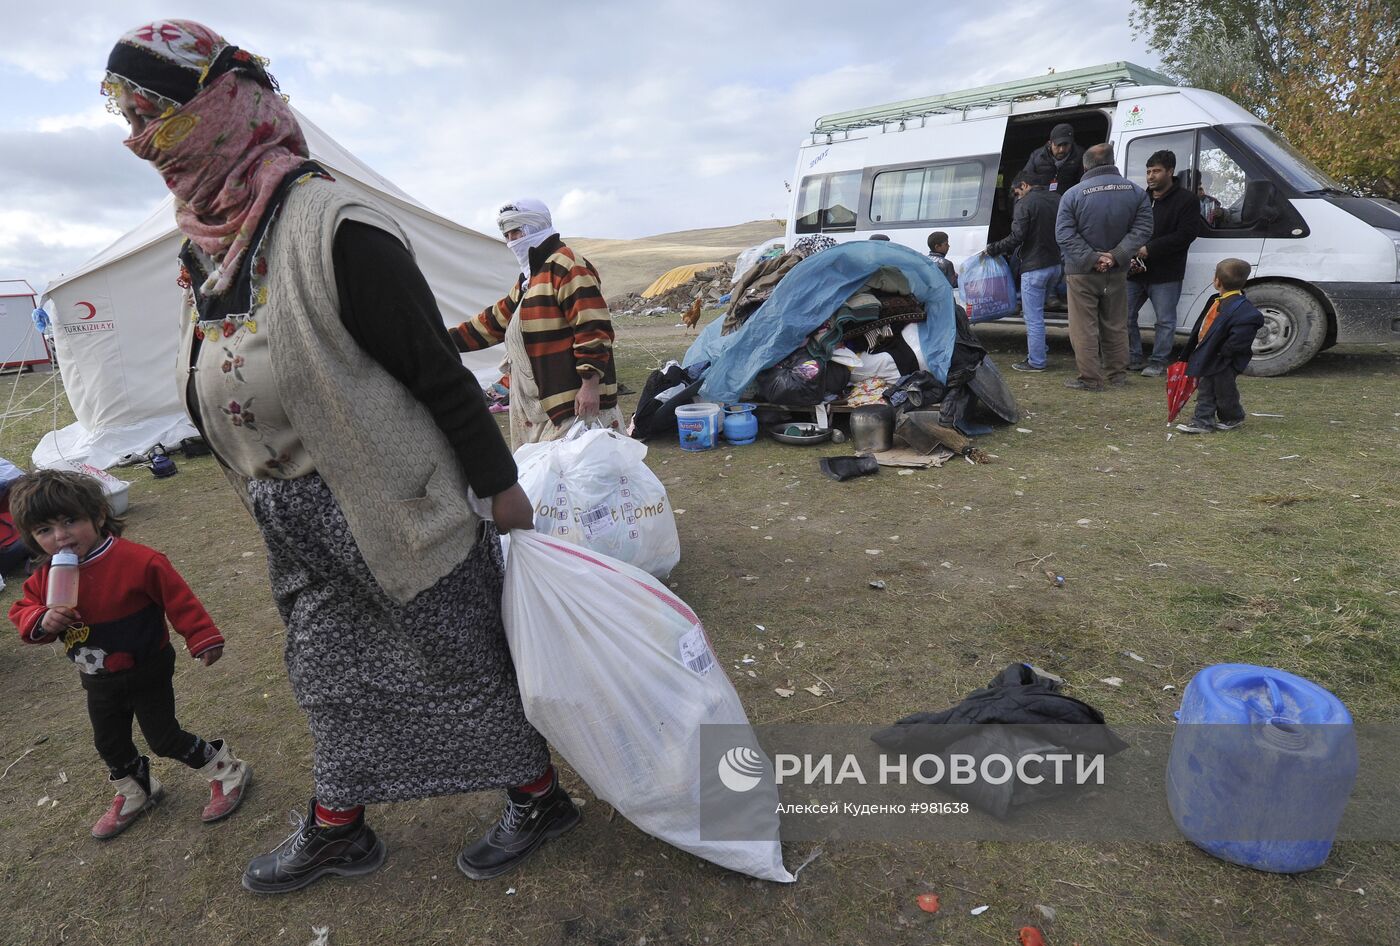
[457,778,581,880]
[241,799,386,894]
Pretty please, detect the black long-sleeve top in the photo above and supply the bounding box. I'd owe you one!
[332,221,516,498]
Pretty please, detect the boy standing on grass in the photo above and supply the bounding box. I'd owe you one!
[1175,258,1266,434]
[7,470,251,839]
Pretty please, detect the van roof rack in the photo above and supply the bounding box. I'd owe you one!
[813,62,1176,134]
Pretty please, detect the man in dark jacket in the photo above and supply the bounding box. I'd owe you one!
[1021,123,1085,194]
[1054,143,1154,390]
[1127,150,1202,376]
[1176,258,1265,434]
[985,171,1061,371]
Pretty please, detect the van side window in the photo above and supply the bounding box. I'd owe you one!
[1124,130,1196,190]
[795,177,824,233]
[1196,130,1255,231]
[871,162,982,224]
[795,172,862,233]
[823,172,861,230]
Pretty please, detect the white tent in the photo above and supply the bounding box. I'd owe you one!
[37,110,516,469]
[0,280,49,369]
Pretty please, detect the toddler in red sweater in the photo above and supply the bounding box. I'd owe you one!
[7,470,251,839]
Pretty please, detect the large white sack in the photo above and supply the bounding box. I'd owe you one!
[503,531,793,883]
[514,425,680,578]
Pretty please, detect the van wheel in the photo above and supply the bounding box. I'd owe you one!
[1242,283,1328,377]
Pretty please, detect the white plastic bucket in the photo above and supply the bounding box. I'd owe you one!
[675,402,721,451]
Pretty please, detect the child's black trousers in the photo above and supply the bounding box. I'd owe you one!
[81,644,203,778]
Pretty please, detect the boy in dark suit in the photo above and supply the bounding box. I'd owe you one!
[1175,258,1265,434]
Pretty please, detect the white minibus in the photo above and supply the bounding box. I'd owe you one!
[788,62,1400,375]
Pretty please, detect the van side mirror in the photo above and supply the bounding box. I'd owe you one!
[1242,180,1280,226]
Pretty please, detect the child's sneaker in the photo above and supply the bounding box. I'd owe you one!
[1215,419,1245,431]
[1175,421,1216,435]
[197,739,252,823]
[92,761,163,840]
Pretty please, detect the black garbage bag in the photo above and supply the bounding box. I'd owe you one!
[967,358,1021,424]
[756,350,848,407]
[631,362,706,441]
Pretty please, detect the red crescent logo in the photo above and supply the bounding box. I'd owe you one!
[75,302,97,320]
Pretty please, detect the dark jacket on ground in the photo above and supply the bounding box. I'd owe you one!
[987,187,1062,272]
[1182,292,1265,377]
[1128,183,1201,285]
[870,663,1129,819]
[1022,143,1086,194]
[1055,165,1154,275]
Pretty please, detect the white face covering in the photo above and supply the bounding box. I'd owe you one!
[506,227,559,277]
[498,198,558,278]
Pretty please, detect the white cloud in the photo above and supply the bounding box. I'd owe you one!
[0,0,1159,286]
[36,106,123,134]
[0,211,122,251]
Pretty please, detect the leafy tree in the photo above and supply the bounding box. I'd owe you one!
[1131,0,1399,198]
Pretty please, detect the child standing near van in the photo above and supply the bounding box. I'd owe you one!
[1175,258,1266,434]
[7,470,252,839]
[927,231,958,288]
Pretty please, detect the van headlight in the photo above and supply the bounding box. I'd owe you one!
[1381,229,1400,280]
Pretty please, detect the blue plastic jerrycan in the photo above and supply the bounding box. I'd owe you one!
[1167,664,1357,873]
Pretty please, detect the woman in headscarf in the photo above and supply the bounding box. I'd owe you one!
[104,20,581,893]
[450,199,621,447]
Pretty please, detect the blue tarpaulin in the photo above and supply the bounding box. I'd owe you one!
[682,242,957,404]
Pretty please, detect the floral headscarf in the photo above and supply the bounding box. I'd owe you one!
[105,20,309,296]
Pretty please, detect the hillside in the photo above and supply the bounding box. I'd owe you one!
[571,219,784,297]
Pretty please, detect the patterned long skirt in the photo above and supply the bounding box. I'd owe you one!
[246,474,549,806]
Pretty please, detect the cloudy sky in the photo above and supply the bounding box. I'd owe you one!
[0,0,1154,292]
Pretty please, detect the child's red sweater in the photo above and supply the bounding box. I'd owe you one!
[8,537,223,675]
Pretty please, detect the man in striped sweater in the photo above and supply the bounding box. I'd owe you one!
[452,199,620,447]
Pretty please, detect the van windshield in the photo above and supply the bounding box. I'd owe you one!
[1230,124,1351,195]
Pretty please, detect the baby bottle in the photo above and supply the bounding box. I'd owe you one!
[46,550,80,610]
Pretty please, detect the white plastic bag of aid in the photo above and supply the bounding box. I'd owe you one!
[503,531,793,883]
[514,425,680,578]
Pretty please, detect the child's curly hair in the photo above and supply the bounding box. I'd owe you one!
[8,469,125,554]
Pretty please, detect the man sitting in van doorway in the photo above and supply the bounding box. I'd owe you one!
[1127,150,1202,376]
[1022,123,1085,194]
[1054,143,1154,391]
[983,171,1061,372]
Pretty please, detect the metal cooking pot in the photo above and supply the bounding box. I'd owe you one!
[849,404,894,454]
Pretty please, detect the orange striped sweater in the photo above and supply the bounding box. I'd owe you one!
[451,235,618,425]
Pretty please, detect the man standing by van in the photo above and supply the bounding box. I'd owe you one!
[1127,150,1201,376]
[1054,143,1154,390]
[984,172,1060,371]
[1022,123,1085,194]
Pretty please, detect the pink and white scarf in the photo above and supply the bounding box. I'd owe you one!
[111,21,308,296]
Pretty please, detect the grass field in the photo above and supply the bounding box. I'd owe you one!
[1,316,1397,946]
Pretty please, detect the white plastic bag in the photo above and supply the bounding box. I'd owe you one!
[503,531,793,882]
[514,425,680,578]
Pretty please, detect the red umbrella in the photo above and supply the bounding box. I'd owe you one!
[1165,361,1197,423]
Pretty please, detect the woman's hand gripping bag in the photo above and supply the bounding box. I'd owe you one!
[514,425,680,578]
[503,531,794,883]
